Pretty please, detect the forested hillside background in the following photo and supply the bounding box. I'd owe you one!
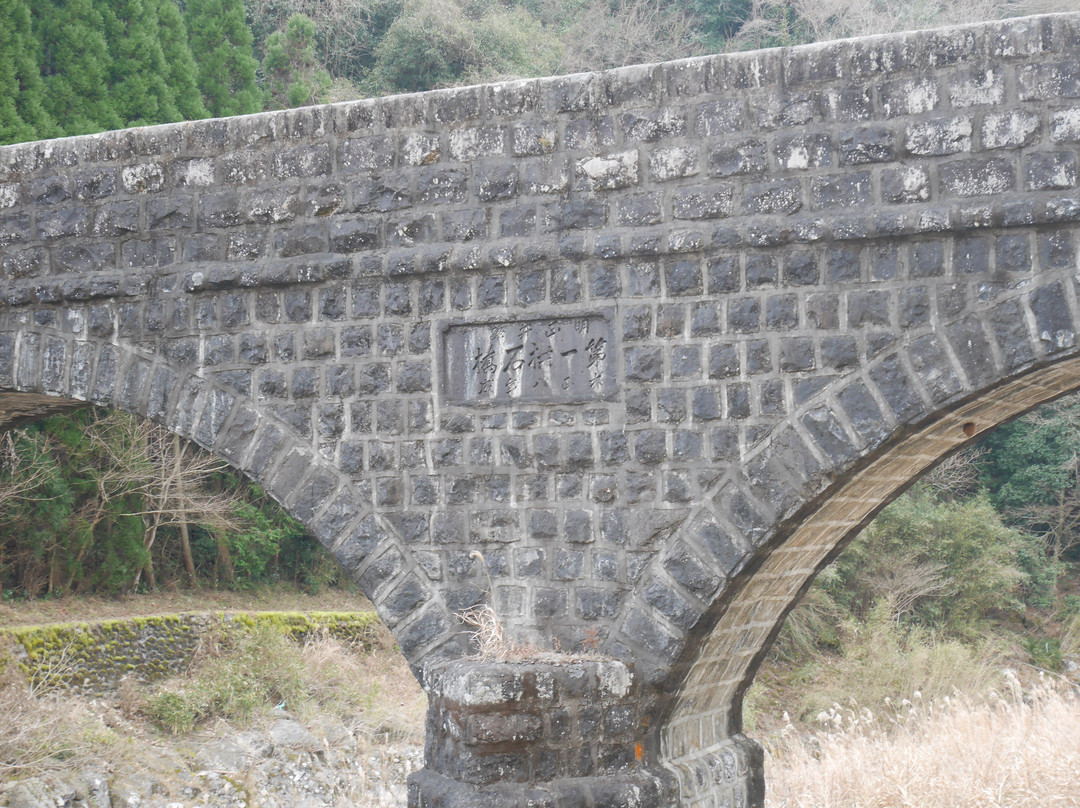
[3,0,1076,145]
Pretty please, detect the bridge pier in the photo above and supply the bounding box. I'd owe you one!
[408,658,679,807]
[407,657,763,808]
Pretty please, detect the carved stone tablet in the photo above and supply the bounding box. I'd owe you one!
[442,314,616,405]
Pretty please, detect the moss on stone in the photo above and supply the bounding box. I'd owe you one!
[0,609,379,695]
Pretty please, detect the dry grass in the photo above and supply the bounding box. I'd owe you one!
[766,672,1080,807]
[136,622,426,745]
[748,601,1004,733]
[0,644,135,779]
[299,622,426,748]
[458,603,540,661]
[458,601,608,663]
[0,617,426,786]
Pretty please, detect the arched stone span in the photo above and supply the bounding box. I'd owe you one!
[0,330,466,669]
[658,358,1080,805]
[1,12,1079,806]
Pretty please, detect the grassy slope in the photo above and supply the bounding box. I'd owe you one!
[0,587,427,792]
[0,584,373,627]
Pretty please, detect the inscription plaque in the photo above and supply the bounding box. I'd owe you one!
[442,314,616,405]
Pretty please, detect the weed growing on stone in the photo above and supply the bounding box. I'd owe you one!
[458,551,610,662]
[458,603,537,661]
[457,550,539,661]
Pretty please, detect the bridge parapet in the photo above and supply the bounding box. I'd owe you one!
[1,12,1080,807]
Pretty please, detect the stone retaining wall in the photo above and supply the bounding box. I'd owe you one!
[0,610,380,695]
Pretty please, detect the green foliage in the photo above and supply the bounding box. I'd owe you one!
[209,478,304,583]
[727,1,813,50]
[261,13,331,109]
[144,689,199,734]
[367,0,476,92]
[979,401,1080,514]
[0,0,57,144]
[1025,635,1063,672]
[365,0,561,94]
[684,0,752,50]
[156,0,209,120]
[244,0,405,85]
[0,0,261,145]
[760,480,1066,726]
[94,0,184,126]
[469,6,563,80]
[0,410,342,597]
[809,602,998,721]
[750,599,1002,727]
[1016,543,1060,610]
[977,400,1080,563]
[185,0,261,116]
[30,0,121,135]
[0,413,150,597]
[144,626,308,732]
[824,489,1041,637]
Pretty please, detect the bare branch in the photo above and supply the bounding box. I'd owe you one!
[923,447,986,502]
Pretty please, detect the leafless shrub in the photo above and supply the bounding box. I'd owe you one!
[733,0,1079,49]
[555,0,704,74]
[923,447,986,503]
[86,412,247,589]
[867,564,955,623]
[0,432,55,510]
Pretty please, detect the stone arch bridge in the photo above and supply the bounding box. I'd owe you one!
[2,12,1080,806]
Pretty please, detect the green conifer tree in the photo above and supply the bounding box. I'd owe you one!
[261,14,331,110]
[184,0,261,117]
[157,0,208,120]
[94,0,181,127]
[31,0,122,136]
[0,0,57,144]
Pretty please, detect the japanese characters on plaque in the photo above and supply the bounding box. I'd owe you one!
[443,315,616,405]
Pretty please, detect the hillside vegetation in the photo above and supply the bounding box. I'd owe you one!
[0,410,348,598]
[2,0,1076,144]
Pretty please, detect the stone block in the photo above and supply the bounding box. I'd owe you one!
[939,157,1015,197]
[905,116,971,155]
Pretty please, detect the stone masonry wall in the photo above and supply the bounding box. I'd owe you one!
[1,611,379,696]
[1,12,1080,806]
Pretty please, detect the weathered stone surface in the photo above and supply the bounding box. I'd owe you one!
[2,13,1080,808]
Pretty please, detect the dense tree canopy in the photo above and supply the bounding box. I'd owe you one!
[0,410,334,597]
[0,0,56,143]
[185,0,261,117]
[31,0,120,135]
